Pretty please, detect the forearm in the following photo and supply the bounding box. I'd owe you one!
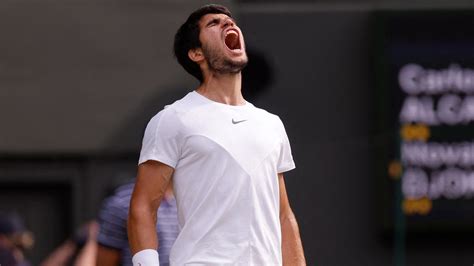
[128,161,173,263]
[127,201,159,254]
[281,211,306,266]
[74,239,98,266]
[40,240,77,266]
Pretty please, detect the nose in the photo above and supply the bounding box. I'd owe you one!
[223,18,235,28]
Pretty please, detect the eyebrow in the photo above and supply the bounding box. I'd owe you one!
[206,18,220,27]
[205,16,236,27]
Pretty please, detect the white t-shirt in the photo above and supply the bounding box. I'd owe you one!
[139,91,295,265]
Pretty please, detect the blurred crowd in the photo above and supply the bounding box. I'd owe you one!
[0,181,178,266]
[0,212,34,266]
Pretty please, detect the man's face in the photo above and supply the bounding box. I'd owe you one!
[198,13,248,75]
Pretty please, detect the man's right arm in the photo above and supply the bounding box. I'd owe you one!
[127,160,174,257]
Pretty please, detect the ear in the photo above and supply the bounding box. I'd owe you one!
[188,48,204,63]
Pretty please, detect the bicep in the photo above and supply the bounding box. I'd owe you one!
[132,160,174,209]
[279,173,293,219]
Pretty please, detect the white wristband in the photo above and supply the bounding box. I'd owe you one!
[132,249,160,266]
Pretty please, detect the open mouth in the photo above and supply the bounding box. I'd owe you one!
[224,29,241,51]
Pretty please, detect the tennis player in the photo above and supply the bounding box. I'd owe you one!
[128,4,305,265]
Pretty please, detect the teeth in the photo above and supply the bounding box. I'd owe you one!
[226,31,238,38]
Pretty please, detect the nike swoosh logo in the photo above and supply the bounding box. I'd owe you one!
[232,118,247,124]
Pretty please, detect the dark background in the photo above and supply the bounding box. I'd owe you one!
[1,0,474,265]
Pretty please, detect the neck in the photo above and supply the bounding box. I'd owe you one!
[196,71,245,106]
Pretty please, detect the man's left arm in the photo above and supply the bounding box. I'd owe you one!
[279,173,306,265]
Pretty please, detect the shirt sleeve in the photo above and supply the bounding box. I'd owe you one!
[138,108,182,168]
[276,117,296,173]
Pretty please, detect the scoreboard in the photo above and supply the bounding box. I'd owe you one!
[373,10,474,233]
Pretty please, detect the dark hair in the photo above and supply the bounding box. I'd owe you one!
[173,4,232,82]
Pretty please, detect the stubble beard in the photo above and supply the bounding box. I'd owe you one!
[202,43,248,75]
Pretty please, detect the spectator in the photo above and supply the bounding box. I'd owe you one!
[0,212,34,266]
[40,220,99,266]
